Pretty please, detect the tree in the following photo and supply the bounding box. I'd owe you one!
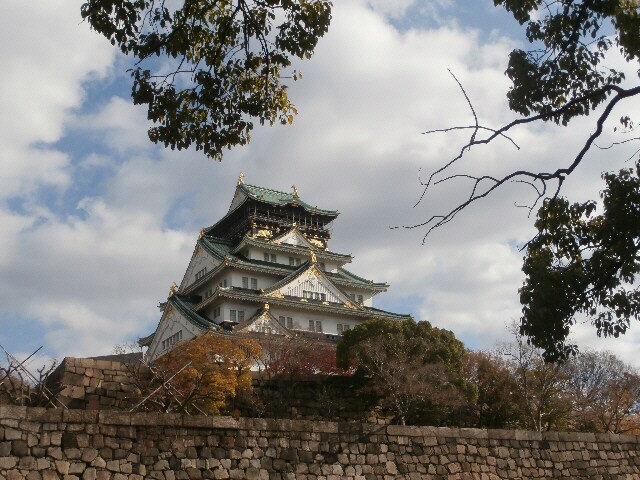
[500,325,571,431]
[564,350,640,433]
[416,1,639,356]
[520,162,640,359]
[81,0,331,159]
[261,335,346,377]
[153,332,263,414]
[250,335,352,419]
[463,351,524,428]
[0,352,60,408]
[337,319,472,426]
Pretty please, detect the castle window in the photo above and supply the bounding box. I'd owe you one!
[308,320,323,332]
[344,324,351,332]
[289,257,295,266]
[238,311,245,322]
[349,293,356,302]
[195,267,207,280]
[242,277,249,288]
[271,254,277,263]
[230,310,237,322]
[303,291,326,301]
[357,295,363,304]
[279,316,294,329]
[251,278,258,289]
[264,252,269,262]
[163,330,183,350]
[337,324,343,335]
[296,258,301,266]
[214,307,220,318]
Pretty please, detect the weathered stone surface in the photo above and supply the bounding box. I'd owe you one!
[1,406,640,479]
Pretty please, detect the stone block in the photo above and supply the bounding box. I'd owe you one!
[0,441,10,456]
[0,456,18,469]
[55,460,70,475]
[3,429,21,441]
[487,429,516,440]
[0,406,27,421]
[11,439,29,456]
[26,409,62,424]
[97,411,131,426]
[41,470,60,480]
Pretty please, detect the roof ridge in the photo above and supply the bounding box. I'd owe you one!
[242,183,288,195]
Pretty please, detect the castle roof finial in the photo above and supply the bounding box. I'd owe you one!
[291,184,299,197]
[237,172,245,185]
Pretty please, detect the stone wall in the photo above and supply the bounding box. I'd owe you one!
[250,375,381,423]
[50,358,382,423]
[49,357,147,411]
[2,405,640,480]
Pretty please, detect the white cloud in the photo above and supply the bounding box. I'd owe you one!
[70,96,151,154]
[1,0,639,369]
[0,0,114,199]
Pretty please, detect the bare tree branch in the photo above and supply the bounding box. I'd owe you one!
[403,71,640,242]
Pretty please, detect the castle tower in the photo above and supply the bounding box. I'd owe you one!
[141,176,411,360]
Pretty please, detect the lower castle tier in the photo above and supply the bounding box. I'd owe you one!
[141,177,412,360]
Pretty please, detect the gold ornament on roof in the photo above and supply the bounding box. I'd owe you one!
[237,172,245,185]
[309,251,317,264]
[254,228,273,240]
[306,264,321,279]
[291,185,299,197]
[198,228,205,239]
[168,282,178,297]
[308,238,325,250]
[267,290,284,299]
[345,300,358,309]
[263,303,270,311]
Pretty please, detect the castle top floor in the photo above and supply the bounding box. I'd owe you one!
[204,176,339,247]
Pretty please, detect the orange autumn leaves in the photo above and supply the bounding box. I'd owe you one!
[156,332,262,415]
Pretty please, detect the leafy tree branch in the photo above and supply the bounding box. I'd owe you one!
[81,0,332,159]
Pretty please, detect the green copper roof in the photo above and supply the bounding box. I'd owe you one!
[171,294,219,331]
[138,295,219,347]
[239,183,338,216]
[200,236,234,259]
[233,236,352,262]
[214,287,412,321]
[334,267,389,289]
[194,236,386,291]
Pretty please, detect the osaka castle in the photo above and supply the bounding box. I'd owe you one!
[141,175,412,360]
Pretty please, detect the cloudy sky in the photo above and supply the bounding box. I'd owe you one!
[2,0,640,368]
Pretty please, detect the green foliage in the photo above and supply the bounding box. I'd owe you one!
[81,0,332,159]
[495,0,639,125]
[337,319,472,425]
[337,318,466,373]
[520,161,640,360]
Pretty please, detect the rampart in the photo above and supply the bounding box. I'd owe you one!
[1,405,640,479]
[48,357,383,423]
